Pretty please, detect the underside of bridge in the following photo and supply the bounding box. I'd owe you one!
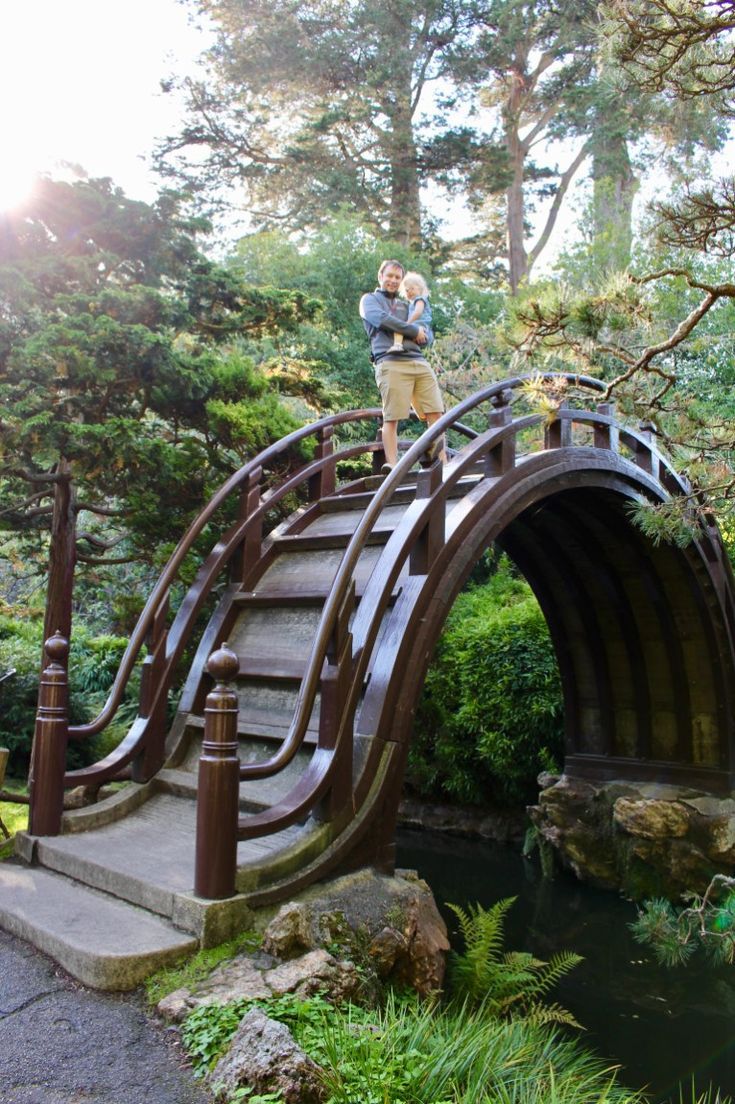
[386,465,735,798]
[500,486,735,790]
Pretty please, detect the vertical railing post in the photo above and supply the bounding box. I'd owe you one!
[373,420,387,474]
[545,399,572,449]
[410,462,444,575]
[485,389,515,476]
[133,594,170,783]
[195,643,241,900]
[236,466,263,588]
[635,422,659,477]
[315,582,355,823]
[593,401,618,451]
[28,632,69,837]
[308,426,336,502]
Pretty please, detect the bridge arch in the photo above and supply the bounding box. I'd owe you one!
[369,446,735,843]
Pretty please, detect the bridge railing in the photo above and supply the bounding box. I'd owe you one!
[224,372,702,851]
[29,372,700,850]
[29,407,403,833]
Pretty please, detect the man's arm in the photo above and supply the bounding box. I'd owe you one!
[359,292,421,339]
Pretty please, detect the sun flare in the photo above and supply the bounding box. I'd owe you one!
[0,158,38,213]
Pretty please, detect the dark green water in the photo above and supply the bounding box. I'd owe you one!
[395,827,735,1102]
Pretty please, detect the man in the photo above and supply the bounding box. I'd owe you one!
[359,259,445,473]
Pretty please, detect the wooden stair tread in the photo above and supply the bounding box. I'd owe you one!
[233,583,402,607]
[186,711,319,743]
[271,529,393,552]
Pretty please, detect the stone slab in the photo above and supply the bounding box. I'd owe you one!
[0,863,197,990]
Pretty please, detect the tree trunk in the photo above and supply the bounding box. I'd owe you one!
[592,129,638,270]
[504,66,529,295]
[388,74,422,248]
[42,458,77,651]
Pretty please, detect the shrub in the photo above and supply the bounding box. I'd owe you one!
[408,556,563,806]
[0,612,138,773]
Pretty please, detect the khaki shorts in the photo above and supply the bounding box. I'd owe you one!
[375,356,444,421]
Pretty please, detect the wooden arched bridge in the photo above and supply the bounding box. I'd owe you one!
[2,373,735,987]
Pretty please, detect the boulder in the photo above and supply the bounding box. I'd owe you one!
[613,798,690,839]
[531,773,735,899]
[208,1008,325,1104]
[262,902,314,959]
[264,948,360,1002]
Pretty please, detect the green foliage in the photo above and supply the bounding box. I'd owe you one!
[409,556,563,806]
[180,988,645,1104]
[0,176,317,572]
[0,611,139,771]
[446,898,582,1028]
[630,876,735,968]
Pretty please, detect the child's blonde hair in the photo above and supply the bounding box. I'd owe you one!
[400,271,429,299]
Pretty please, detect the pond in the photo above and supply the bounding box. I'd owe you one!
[396,826,735,1102]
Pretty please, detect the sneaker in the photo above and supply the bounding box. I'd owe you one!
[380,462,395,475]
[386,344,404,354]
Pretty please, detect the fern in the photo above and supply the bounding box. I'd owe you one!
[447,898,583,1026]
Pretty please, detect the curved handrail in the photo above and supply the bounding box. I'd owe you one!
[67,406,383,744]
[233,373,637,834]
[232,375,701,839]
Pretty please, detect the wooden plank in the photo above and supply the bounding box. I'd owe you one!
[233,583,402,607]
[271,530,393,553]
[186,712,319,744]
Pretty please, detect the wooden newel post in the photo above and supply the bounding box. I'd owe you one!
[28,632,69,837]
[195,643,241,900]
[309,426,336,501]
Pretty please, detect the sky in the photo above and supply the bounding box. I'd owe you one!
[0,0,211,209]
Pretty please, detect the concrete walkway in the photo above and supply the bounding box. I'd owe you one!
[0,930,210,1104]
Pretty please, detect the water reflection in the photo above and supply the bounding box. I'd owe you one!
[396,827,735,1100]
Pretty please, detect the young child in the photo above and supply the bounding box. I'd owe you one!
[387,271,433,354]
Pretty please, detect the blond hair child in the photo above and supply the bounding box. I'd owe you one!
[386,271,433,354]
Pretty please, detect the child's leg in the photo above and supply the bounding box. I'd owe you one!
[387,332,405,353]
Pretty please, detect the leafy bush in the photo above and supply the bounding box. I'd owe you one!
[0,612,139,773]
[409,556,563,806]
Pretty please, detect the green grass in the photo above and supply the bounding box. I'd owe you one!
[180,990,647,1104]
[0,778,28,858]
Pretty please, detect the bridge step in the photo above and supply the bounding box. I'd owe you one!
[0,862,197,990]
[319,473,482,512]
[184,713,319,746]
[233,583,402,607]
[271,529,393,553]
[25,793,306,922]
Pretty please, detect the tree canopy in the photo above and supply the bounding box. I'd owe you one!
[0,176,321,575]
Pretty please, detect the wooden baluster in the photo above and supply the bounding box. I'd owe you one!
[410,462,444,575]
[133,594,170,783]
[485,389,515,476]
[195,643,241,900]
[315,582,355,822]
[635,422,659,477]
[373,420,387,474]
[238,466,263,588]
[28,632,69,837]
[544,399,572,449]
[594,401,618,451]
[309,426,336,502]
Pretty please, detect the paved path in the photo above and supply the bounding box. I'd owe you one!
[0,930,210,1104]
